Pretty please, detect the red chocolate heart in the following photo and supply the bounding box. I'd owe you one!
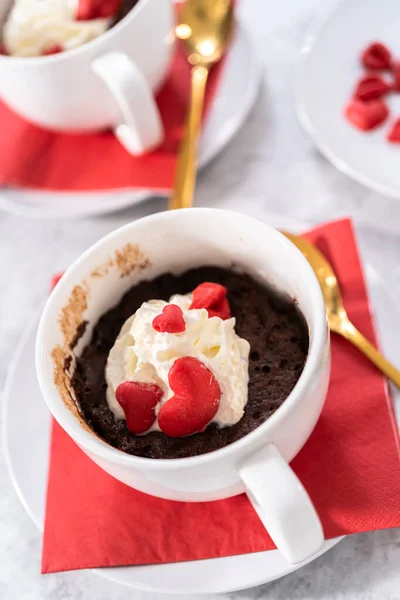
[386,119,400,143]
[152,304,186,333]
[361,42,392,70]
[0,43,8,55]
[42,45,63,56]
[158,357,221,438]
[76,0,122,20]
[354,75,391,101]
[116,381,163,434]
[190,282,231,320]
[344,99,389,131]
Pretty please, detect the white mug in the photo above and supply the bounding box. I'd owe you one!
[36,208,331,565]
[0,0,175,155]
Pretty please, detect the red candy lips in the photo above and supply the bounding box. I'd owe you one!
[158,357,221,438]
[152,304,186,333]
[190,282,231,320]
[76,0,122,20]
[116,381,163,434]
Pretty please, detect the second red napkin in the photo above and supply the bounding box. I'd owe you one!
[42,218,400,573]
[0,26,224,192]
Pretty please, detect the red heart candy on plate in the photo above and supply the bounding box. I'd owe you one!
[158,357,221,438]
[344,99,389,131]
[387,119,400,143]
[152,304,186,333]
[190,282,231,320]
[361,42,392,70]
[116,381,163,434]
[354,75,391,101]
[76,0,122,20]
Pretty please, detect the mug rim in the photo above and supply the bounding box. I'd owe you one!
[36,208,328,471]
[0,0,153,64]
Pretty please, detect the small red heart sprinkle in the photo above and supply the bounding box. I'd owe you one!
[76,0,122,20]
[344,99,389,131]
[386,119,400,143]
[391,61,400,92]
[190,282,231,320]
[158,357,221,438]
[152,304,186,333]
[116,381,163,434]
[361,42,392,70]
[42,44,63,55]
[354,75,391,101]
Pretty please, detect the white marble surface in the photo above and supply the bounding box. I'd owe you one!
[1,0,400,598]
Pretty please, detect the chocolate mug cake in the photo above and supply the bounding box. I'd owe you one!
[2,0,140,57]
[71,267,309,459]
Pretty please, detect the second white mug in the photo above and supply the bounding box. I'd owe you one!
[0,0,175,154]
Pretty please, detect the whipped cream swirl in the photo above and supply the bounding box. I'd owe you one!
[106,293,250,432]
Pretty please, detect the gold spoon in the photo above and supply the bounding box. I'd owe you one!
[283,232,400,387]
[169,0,234,210]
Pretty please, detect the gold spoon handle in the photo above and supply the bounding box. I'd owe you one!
[336,318,400,387]
[169,65,209,210]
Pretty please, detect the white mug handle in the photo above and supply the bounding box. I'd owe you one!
[92,52,164,155]
[239,444,324,564]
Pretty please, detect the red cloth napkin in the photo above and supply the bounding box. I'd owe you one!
[42,218,400,574]
[0,33,224,192]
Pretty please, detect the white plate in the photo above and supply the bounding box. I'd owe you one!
[0,21,261,219]
[296,0,400,198]
[3,215,400,595]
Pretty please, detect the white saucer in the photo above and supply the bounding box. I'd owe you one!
[3,215,400,595]
[0,21,261,219]
[296,0,400,198]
